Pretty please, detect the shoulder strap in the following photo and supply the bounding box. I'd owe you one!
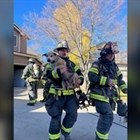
[98,60,106,75]
[66,59,75,72]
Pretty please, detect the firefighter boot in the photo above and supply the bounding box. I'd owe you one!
[27,102,35,106]
[27,99,37,106]
[95,135,107,140]
[65,135,71,140]
[95,133,107,140]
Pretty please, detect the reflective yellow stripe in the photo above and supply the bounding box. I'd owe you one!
[26,77,38,82]
[49,132,60,139]
[89,67,99,74]
[113,79,118,84]
[79,75,84,78]
[100,76,107,85]
[96,130,109,139]
[49,88,57,94]
[74,65,79,72]
[57,42,61,47]
[90,93,109,103]
[49,88,74,96]
[120,84,127,90]
[117,70,121,76]
[113,96,118,101]
[29,70,33,75]
[29,99,37,103]
[52,70,59,79]
[46,64,52,69]
[61,125,72,133]
[21,75,26,79]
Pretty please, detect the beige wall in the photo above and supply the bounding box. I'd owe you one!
[14,55,28,66]
[14,27,27,54]
[14,54,42,66]
[20,36,27,53]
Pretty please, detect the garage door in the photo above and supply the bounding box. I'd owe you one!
[14,69,26,87]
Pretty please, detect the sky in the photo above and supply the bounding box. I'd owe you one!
[14,0,51,55]
[14,0,127,55]
[14,0,47,27]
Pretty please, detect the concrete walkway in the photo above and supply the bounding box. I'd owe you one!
[14,87,127,140]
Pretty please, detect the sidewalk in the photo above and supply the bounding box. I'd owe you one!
[14,87,127,140]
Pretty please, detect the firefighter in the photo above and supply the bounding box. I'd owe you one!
[21,58,40,106]
[45,40,84,140]
[88,41,127,140]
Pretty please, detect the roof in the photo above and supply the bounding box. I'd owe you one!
[14,52,43,65]
[27,47,38,55]
[14,23,31,40]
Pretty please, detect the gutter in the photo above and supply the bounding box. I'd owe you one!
[14,52,38,58]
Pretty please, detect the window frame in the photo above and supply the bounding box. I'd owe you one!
[14,35,18,47]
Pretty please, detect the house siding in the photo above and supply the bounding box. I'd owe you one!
[14,23,42,87]
[20,36,27,53]
[14,55,29,66]
[14,29,19,52]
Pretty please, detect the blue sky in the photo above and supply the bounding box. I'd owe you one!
[14,0,127,54]
[14,0,127,26]
[14,0,51,54]
[14,0,47,27]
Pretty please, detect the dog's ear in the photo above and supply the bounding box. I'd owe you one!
[53,52,57,56]
[42,53,48,57]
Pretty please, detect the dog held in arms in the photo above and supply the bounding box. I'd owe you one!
[44,51,79,90]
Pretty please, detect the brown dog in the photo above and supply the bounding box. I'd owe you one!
[45,51,79,89]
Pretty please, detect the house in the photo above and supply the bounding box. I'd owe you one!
[14,23,42,87]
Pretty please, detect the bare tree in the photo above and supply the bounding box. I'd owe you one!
[22,0,127,90]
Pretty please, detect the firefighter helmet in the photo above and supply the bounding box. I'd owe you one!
[28,58,35,63]
[100,41,119,56]
[53,40,70,52]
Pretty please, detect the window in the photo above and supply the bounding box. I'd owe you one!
[14,35,17,47]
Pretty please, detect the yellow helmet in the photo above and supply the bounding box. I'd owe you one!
[53,40,70,52]
[28,58,35,63]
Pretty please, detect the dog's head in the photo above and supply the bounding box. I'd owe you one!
[45,52,58,63]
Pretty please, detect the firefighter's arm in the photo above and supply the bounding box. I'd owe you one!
[43,63,60,80]
[73,64,84,85]
[88,62,110,86]
[21,66,29,80]
[46,69,60,80]
[116,68,127,93]
[41,63,52,79]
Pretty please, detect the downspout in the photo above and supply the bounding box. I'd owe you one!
[18,34,21,52]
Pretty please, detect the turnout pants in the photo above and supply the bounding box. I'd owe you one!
[95,101,113,140]
[27,81,38,101]
[45,94,78,140]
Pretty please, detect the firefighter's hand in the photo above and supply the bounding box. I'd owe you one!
[108,79,115,87]
[60,66,68,73]
[76,79,82,86]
